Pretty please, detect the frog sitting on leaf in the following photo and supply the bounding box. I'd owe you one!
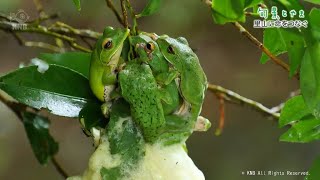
[89,26,129,118]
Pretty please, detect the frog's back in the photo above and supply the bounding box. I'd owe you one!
[119,62,165,142]
[180,53,207,107]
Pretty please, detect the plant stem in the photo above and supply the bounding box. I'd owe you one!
[0,21,91,52]
[203,0,299,79]
[231,22,299,79]
[126,0,138,35]
[52,157,68,179]
[120,0,129,28]
[105,0,125,27]
[208,83,280,119]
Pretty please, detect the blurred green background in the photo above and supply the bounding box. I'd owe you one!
[0,0,319,180]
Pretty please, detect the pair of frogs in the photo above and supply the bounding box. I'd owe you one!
[89,27,209,145]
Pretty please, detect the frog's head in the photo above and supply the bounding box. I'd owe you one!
[96,27,130,65]
[130,33,159,61]
[156,35,194,70]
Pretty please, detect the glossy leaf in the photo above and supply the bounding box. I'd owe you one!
[279,95,311,128]
[38,52,91,79]
[280,116,320,143]
[309,8,320,41]
[72,0,81,11]
[300,42,320,119]
[305,156,320,180]
[0,65,97,117]
[211,0,246,24]
[261,28,305,76]
[136,0,161,18]
[260,28,286,64]
[22,112,58,165]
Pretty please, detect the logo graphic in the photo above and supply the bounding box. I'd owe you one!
[8,9,29,30]
[9,9,30,24]
[253,6,308,28]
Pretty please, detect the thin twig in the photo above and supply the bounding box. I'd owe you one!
[12,32,63,52]
[208,83,280,119]
[203,0,299,79]
[52,157,68,179]
[126,0,138,34]
[270,89,301,113]
[29,13,59,25]
[0,21,91,52]
[231,22,299,79]
[215,94,225,136]
[33,0,45,15]
[0,92,24,120]
[120,0,129,28]
[105,0,125,26]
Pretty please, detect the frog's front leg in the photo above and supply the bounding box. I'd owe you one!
[156,70,179,86]
[101,69,117,118]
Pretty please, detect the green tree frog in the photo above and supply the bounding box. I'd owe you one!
[89,27,130,116]
[118,61,166,143]
[129,34,209,145]
[129,33,181,115]
[156,35,208,129]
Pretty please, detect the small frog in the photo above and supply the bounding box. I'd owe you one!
[118,61,165,143]
[89,27,129,117]
[156,35,208,128]
[130,34,209,145]
[129,33,181,115]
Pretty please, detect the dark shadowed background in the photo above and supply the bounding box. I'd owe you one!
[0,0,319,180]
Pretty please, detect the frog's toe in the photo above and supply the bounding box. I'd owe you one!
[193,116,211,132]
[101,102,112,118]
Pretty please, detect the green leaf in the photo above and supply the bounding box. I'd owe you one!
[22,112,58,165]
[309,8,320,41]
[136,0,161,18]
[260,28,287,64]
[72,0,81,11]
[306,156,320,180]
[0,65,97,117]
[305,0,320,5]
[300,42,320,119]
[279,95,311,128]
[38,52,91,79]
[280,115,320,143]
[79,101,106,131]
[261,28,305,76]
[211,0,246,24]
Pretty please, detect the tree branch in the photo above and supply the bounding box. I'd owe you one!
[120,0,129,28]
[203,0,299,79]
[12,32,64,52]
[105,0,125,27]
[208,83,280,119]
[52,157,68,179]
[0,18,92,52]
[231,22,299,79]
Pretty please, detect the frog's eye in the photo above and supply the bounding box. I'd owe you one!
[167,45,175,54]
[102,38,113,49]
[145,42,155,53]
